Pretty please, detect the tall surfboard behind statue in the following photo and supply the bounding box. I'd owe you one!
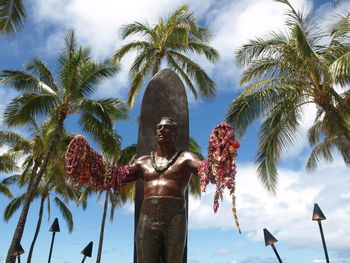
[134,69,189,263]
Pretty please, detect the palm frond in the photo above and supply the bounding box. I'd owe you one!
[0,182,13,198]
[77,186,94,210]
[189,137,203,159]
[240,58,282,86]
[116,144,137,166]
[330,51,350,83]
[3,93,57,126]
[113,41,153,63]
[275,0,311,31]
[226,81,301,138]
[174,40,220,63]
[80,98,128,128]
[128,57,155,106]
[79,112,121,155]
[78,58,120,97]
[167,55,197,98]
[307,120,325,146]
[256,95,303,192]
[0,130,32,151]
[129,47,157,75]
[0,70,57,94]
[169,50,215,98]
[54,196,73,232]
[235,32,288,67]
[0,0,26,36]
[328,11,350,44]
[188,174,201,198]
[1,174,19,185]
[25,57,57,91]
[3,194,26,220]
[120,22,155,40]
[306,136,338,171]
[0,151,23,173]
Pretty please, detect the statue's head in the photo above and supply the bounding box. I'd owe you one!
[156,117,178,144]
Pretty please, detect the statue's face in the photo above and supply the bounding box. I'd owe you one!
[156,119,177,144]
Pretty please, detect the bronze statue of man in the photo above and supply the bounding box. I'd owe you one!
[65,115,240,263]
[125,117,201,263]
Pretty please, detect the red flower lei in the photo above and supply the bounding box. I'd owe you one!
[198,122,241,233]
[65,135,130,192]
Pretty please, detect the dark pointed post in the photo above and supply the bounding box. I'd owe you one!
[81,241,93,263]
[312,203,330,263]
[13,242,25,263]
[263,228,283,263]
[47,218,60,263]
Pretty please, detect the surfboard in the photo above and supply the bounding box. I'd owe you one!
[134,68,189,263]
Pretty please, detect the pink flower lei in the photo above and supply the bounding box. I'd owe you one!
[198,122,241,233]
[65,135,130,193]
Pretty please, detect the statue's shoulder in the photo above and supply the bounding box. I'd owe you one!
[135,154,151,163]
[180,151,199,160]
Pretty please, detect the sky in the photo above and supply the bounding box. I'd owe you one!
[1,0,350,263]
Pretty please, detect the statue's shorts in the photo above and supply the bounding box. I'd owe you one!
[136,196,187,263]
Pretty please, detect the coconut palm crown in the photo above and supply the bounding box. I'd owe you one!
[113,4,220,106]
[226,0,350,192]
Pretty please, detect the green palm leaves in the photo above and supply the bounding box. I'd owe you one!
[1,30,127,263]
[114,5,219,106]
[0,0,26,36]
[227,0,350,192]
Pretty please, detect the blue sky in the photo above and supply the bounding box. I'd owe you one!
[1,0,350,263]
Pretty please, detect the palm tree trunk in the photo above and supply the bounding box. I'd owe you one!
[96,191,109,263]
[152,57,162,76]
[5,112,66,263]
[27,196,45,263]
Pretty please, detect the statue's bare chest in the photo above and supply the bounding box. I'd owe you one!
[141,155,189,182]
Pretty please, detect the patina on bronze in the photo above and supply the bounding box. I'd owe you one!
[126,117,201,263]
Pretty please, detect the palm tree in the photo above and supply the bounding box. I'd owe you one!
[113,4,219,106]
[0,30,127,263]
[0,0,26,36]
[226,0,350,192]
[1,120,75,263]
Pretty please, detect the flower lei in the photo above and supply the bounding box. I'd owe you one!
[65,135,130,192]
[198,122,241,233]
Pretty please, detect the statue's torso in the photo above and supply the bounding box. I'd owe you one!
[137,152,196,200]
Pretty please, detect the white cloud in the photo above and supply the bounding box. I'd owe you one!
[31,0,316,98]
[188,156,350,254]
[0,146,9,155]
[207,0,312,90]
[212,248,234,256]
